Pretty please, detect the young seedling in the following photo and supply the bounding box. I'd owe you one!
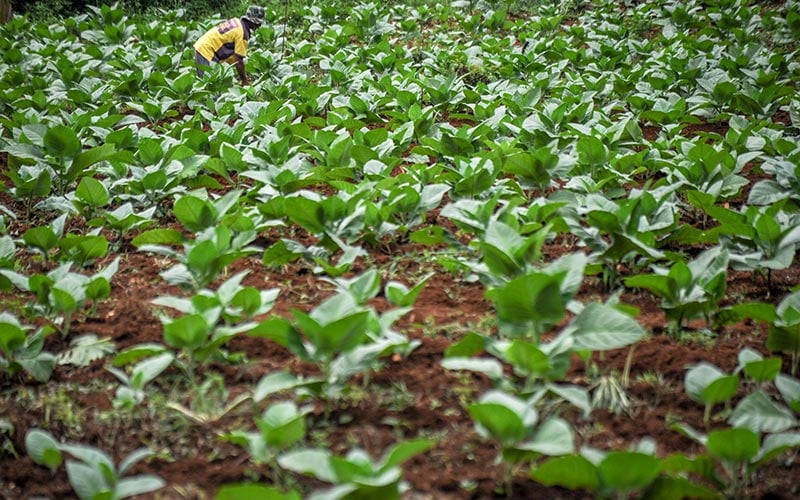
[685,362,739,429]
[25,428,165,500]
[468,389,574,496]
[223,400,310,484]
[0,312,56,382]
[767,290,800,376]
[278,438,434,500]
[674,424,800,498]
[624,246,730,332]
[531,445,716,499]
[107,352,174,410]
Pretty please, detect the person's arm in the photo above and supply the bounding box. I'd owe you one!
[234,55,249,85]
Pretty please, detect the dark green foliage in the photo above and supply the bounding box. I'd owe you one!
[12,0,240,20]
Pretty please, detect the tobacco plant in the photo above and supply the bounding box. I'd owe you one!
[0,312,55,382]
[25,429,165,500]
[278,439,434,500]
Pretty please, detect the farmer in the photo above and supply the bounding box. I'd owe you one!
[193,5,265,86]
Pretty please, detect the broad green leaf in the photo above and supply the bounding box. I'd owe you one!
[0,317,26,354]
[25,429,62,471]
[378,438,435,471]
[132,228,185,247]
[174,195,218,232]
[22,226,59,256]
[485,272,565,326]
[599,451,661,492]
[742,357,781,383]
[505,339,550,377]
[568,302,645,351]
[75,177,109,208]
[706,427,759,464]
[56,334,115,367]
[440,357,504,381]
[253,371,315,402]
[18,353,56,382]
[65,460,109,500]
[729,390,797,433]
[278,449,337,483]
[44,125,81,158]
[531,454,600,491]
[443,332,486,358]
[685,363,738,405]
[216,484,301,500]
[642,476,719,500]
[71,143,117,174]
[767,325,800,357]
[258,401,306,450]
[114,475,166,498]
[776,374,800,412]
[163,314,208,351]
[132,352,174,387]
[518,417,574,456]
[468,391,534,445]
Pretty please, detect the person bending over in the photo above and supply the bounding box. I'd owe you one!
[193,5,265,85]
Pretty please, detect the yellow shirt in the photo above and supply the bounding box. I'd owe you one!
[193,18,250,64]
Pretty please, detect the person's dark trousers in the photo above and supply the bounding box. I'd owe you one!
[195,50,211,77]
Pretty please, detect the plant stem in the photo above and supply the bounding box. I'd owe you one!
[622,345,636,388]
[504,462,513,498]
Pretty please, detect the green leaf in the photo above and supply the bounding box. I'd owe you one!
[132,228,185,247]
[132,352,174,387]
[258,401,307,450]
[25,429,62,471]
[531,454,600,491]
[75,177,110,209]
[65,459,109,500]
[468,391,534,445]
[576,135,607,166]
[443,332,486,358]
[642,476,719,500]
[44,125,81,158]
[685,363,738,405]
[277,449,337,483]
[505,339,550,378]
[23,226,59,256]
[485,272,565,326]
[599,451,661,492]
[518,417,574,456]
[114,475,166,498]
[568,302,646,351]
[70,143,117,174]
[0,316,26,354]
[56,334,115,367]
[440,357,504,381]
[18,353,56,382]
[174,195,217,232]
[253,371,307,402]
[776,374,800,412]
[742,357,781,383]
[767,325,800,357]
[379,438,435,471]
[163,314,209,351]
[729,390,797,433]
[216,484,301,500]
[706,427,759,464]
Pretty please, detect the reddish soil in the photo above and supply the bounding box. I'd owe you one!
[1,121,800,499]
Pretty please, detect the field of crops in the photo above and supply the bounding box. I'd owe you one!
[1,0,800,498]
